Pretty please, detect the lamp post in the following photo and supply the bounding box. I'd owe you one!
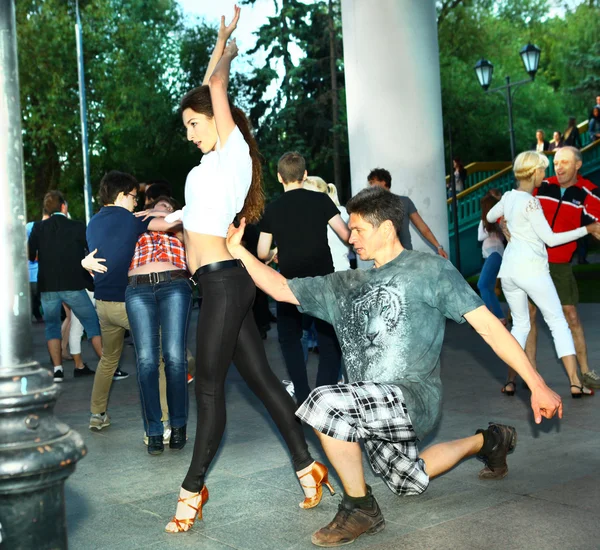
[474,43,541,160]
[0,2,86,548]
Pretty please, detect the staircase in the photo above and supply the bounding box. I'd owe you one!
[447,120,600,276]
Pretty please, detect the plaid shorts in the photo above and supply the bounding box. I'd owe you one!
[296,381,429,496]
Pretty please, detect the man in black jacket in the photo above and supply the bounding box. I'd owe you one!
[28,191,102,382]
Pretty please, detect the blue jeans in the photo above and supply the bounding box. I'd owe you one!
[41,289,100,341]
[125,278,192,436]
[477,252,504,319]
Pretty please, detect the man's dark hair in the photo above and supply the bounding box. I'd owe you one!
[145,179,173,203]
[43,190,66,215]
[367,168,392,189]
[98,171,138,206]
[277,151,306,184]
[347,187,405,239]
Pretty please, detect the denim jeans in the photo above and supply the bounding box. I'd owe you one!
[41,289,100,341]
[477,252,504,319]
[277,301,342,405]
[125,278,192,436]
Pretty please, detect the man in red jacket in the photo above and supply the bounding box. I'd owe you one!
[528,146,600,389]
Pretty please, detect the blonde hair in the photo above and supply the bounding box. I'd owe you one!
[513,151,549,183]
[304,176,341,206]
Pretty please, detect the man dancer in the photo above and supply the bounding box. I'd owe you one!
[83,171,180,430]
[257,151,349,404]
[526,146,600,388]
[368,167,448,258]
[226,187,562,547]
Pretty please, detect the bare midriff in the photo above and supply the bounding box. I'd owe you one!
[128,261,182,276]
[184,230,233,275]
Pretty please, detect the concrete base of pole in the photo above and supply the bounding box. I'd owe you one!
[0,364,86,549]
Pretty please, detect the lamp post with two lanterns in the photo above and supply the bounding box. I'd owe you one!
[474,43,542,160]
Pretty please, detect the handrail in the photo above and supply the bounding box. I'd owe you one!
[444,161,511,184]
[446,165,513,204]
[446,126,600,206]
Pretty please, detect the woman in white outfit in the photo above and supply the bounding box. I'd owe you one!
[487,151,600,398]
[304,176,351,271]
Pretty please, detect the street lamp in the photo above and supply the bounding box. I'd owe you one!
[474,43,541,160]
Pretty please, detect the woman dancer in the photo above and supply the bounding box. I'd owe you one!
[164,7,331,533]
[487,151,600,398]
[477,190,506,326]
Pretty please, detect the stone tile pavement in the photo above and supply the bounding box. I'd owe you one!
[40,303,600,550]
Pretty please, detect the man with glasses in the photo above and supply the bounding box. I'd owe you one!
[83,171,180,431]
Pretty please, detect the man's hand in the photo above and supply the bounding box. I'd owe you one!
[81,249,107,274]
[226,217,247,255]
[499,217,511,242]
[530,384,563,424]
[218,5,240,42]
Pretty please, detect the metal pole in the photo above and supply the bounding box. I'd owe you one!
[0,2,86,548]
[505,75,517,160]
[75,0,93,223]
[447,123,461,273]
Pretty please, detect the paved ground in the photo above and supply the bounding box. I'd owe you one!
[43,301,600,550]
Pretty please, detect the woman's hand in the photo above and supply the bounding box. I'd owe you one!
[226,217,247,256]
[134,209,168,221]
[81,249,107,274]
[224,38,239,60]
[218,5,241,43]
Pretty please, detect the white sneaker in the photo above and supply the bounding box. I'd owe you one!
[143,422,171,445]
[89,413,111,431]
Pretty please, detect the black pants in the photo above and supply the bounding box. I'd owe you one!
[182,264,312,492]
[276,301,342,405]
[30,282,43,321]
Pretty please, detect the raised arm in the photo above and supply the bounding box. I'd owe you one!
[527,197,598,246]
[227,219,299,305]
[202,5,240,85]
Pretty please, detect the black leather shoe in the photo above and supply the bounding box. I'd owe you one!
[170,425,187,450]
[147,435,164,456]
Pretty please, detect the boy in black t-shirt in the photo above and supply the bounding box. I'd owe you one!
[257,152,350,404]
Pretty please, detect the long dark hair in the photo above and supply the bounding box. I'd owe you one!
[180,86,264,223]
[480,191,500,234]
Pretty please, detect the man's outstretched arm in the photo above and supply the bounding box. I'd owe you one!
[227,218,299,305]
[464,305,563,423]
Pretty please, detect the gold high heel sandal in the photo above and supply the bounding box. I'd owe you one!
[298,461,335,509]
[165,485,209,533]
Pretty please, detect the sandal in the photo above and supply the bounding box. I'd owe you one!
[501,380,516,397]
[165,485,208,533]
[570,385,594,399]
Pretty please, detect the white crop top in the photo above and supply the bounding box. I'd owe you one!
[165,126,252,237]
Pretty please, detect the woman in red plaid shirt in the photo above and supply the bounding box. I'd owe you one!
[125,196,192,456]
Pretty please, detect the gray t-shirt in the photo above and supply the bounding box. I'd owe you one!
[288,250,483,439]
[398,196,418,250]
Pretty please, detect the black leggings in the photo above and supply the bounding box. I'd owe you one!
[182,264,313,492]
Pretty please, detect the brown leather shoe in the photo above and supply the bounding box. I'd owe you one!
[476,422,517,480]
[311,498,385,547]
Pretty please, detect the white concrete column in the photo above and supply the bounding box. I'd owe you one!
[341,0,449,253]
